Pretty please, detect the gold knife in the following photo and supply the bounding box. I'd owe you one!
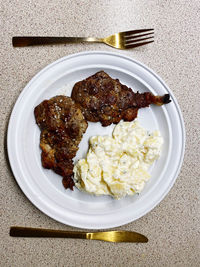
[10,226,148,243]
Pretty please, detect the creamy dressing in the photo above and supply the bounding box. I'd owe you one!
[74,120,163,199]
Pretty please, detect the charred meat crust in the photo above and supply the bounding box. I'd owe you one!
[35,72,171,190]
[163,94,171,104]
[71,71,171,126]
[34,95,88,190]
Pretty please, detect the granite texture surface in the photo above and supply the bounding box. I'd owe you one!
[1,0,200,266]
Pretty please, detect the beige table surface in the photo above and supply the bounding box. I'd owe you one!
[1,1,200,266]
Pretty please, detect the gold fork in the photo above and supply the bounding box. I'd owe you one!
[12,29,154,49]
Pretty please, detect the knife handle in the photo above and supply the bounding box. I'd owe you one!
[10,226,87,239]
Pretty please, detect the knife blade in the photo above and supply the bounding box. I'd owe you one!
[10,227,148,243]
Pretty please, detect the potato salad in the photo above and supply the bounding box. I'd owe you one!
[74,120,163,199]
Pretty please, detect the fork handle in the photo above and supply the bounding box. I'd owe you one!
[12,36,103,47]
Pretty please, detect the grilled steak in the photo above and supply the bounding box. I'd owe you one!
[71,71,171,126]
[34,95,88,190]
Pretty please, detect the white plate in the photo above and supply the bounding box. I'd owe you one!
[7,51,185,229]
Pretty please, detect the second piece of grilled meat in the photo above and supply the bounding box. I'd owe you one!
[34,95,88,190]
[71,71,171,126]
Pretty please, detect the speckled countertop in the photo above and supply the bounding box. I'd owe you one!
[1,1,200,266]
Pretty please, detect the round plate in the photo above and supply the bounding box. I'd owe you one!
[7,51,185,229]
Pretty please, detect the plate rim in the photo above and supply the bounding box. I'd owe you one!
[7,50,185,229]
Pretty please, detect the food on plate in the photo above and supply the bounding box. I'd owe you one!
[34,95,88,189]
[74,120,163,199]
[34,71,171,191]
[71,71,171,126]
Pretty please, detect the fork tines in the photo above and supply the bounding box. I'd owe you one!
[123,29,154,49]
